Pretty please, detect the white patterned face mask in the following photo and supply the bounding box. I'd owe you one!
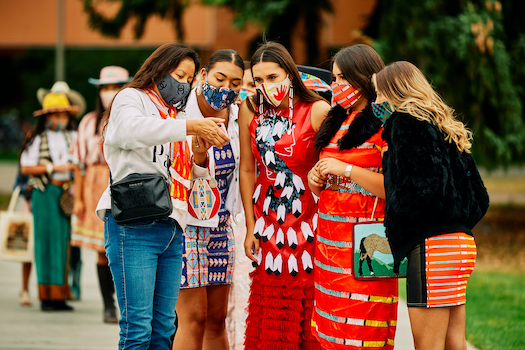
[256,75,291,107]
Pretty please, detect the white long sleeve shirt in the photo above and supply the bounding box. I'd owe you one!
[95,87,207,228]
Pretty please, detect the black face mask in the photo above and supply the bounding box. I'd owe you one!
[156,74,191,106]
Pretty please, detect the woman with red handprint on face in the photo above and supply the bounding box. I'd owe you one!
[239,42,330,350]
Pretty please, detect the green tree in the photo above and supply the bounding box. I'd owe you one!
[365,0,525,168]
[83,0,333,65]
[204,0,332,64]
[83,0,189,41]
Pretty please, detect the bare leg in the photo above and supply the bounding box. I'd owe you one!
[445,306,467,350]
[408,306,450,350]
[22,262,31,291]
[203,284,230,350]
[172,287,207,350]
[20,262,32,306]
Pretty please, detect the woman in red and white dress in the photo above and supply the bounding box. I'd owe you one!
[239,42,330,350]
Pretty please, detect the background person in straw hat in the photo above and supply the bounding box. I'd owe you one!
[38,81,86,301]
[37,81,87,118]
[19,91,80,311]
[69,65,131,323]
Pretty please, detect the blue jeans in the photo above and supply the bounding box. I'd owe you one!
[104,212,183,350]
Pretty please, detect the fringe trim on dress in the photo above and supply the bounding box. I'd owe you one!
[244,272,321,350]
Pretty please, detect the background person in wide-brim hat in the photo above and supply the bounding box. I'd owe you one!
[20,92,79,312]
[69,65,131,324]
[37,81,86,117]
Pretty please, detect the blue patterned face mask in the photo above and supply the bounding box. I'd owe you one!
[202,78,239,111]
[371,100,394,121]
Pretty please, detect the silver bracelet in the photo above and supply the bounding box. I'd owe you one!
[344,164,353,178]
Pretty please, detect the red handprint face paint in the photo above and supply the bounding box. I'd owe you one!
[257,75,291,107]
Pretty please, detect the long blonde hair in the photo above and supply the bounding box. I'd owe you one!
[375,61,472,153]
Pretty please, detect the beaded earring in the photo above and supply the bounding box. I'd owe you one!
[258,90,264,115]
[196,80,203,95]
[288,81,294,120]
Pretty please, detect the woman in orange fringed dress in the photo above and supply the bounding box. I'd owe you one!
[239,42,330,350]
[308,45,398,349]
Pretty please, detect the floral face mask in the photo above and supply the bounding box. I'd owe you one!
[202,78,239,111]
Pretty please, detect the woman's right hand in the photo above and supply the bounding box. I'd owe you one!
[192,135,210,166]
[244,227,260,263]
[187,118,230,148]
[308,162,327,188]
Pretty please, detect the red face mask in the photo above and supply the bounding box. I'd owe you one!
[330,82,362,109]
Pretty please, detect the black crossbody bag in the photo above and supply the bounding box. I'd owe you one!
[110,150,173,224]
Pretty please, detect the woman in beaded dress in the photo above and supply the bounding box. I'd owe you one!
[308,44,399,350]
[239,42,330,350]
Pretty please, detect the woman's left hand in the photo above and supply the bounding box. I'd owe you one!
[317,158,349,178]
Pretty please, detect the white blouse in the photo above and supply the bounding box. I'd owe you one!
[20,130,77,181]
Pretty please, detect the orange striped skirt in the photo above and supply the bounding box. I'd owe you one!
[406,232,477,308]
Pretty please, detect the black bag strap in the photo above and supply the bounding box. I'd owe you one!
[110,144,172,186]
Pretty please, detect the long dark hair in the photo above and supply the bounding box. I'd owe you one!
[102,43,200,129]
[205,49,244,72]
[94,93,104,136]
[248,42,324,113]
[315,44,385,152]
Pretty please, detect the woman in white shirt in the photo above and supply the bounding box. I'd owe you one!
[20,91,79,312]
[95,43,230,350]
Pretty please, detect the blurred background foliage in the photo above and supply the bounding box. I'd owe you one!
[364,0,525,168]
[202,0,333,65]
[83,0,189,42]
[1,0,524,169]
[0,48,155,153]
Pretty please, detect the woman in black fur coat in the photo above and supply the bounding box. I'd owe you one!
[373,61,489,350]
[307,45,399,349]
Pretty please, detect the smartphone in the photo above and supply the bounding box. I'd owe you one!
[217,122,227,136]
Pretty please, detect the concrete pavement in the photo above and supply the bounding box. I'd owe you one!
[0,249,119,350]
[0,161,18,194]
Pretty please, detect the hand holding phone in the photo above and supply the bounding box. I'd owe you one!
[217,122,227,136]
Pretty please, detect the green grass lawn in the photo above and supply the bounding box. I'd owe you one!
[465,271,525,350]
[397,271,525,350]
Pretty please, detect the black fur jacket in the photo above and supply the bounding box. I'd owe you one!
[381,112,490,264]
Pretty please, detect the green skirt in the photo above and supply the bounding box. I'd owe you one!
[32,184,71,301]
